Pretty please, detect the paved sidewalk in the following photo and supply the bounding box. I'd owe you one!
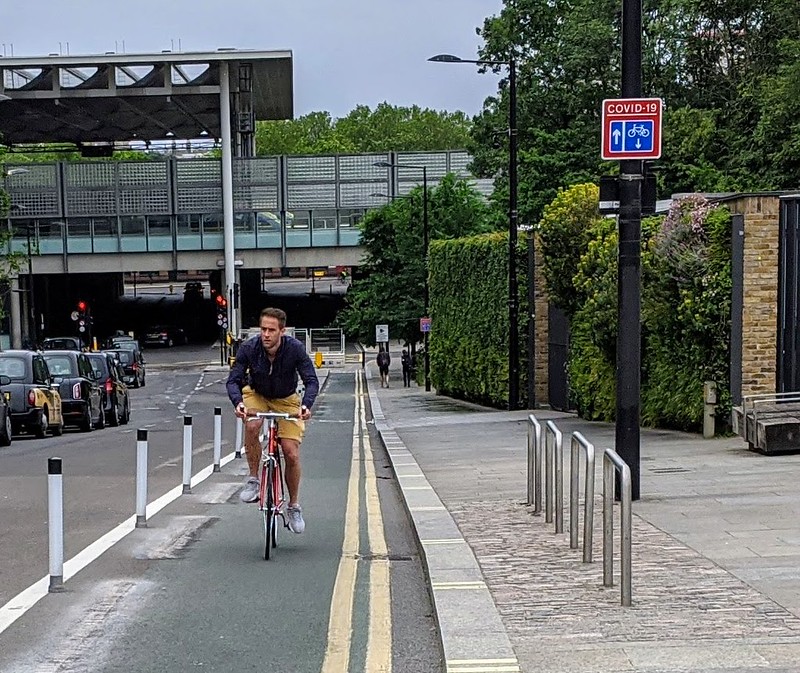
[365,364,800,673]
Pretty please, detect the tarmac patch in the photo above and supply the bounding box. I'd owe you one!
[132,515,219,560]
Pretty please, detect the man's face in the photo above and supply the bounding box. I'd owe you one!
[260,316,284,351]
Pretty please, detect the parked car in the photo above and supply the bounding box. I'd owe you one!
[43,351,104,432]
[86,352,131,426]
[42,336,83,351]
[105,348,146,388]
[143,325,187,348]
[0,350,64,438]
[0,375,14,446]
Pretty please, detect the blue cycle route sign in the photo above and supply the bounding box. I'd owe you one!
[601,98,663,160]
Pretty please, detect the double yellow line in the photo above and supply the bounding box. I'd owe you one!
[321,372,392,672]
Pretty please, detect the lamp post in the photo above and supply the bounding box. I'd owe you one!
[374,161,431,392]
[429,53,520,409]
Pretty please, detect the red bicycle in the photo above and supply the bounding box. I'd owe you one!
[246,411,296,560]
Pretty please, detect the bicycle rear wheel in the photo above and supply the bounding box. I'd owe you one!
[263,461,275,560]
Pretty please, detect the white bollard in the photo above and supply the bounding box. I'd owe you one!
[48,457,65,593]
[136,429,148,528]
[234,415,243,460]
[182,416,193,494]
[213,407,222,472]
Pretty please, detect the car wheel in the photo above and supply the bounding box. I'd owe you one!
[51,418,64,437]
[168,338,174,348]
[0,412,12,447]
[95,402,105,430]
[121,399,130,425]
[140,374,146,388]
[132,376,140,389]
[79,406,93,432]
[108,398,120,427]
[34,408,49,439]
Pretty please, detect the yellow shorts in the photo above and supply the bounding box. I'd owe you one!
[242,386,305,442]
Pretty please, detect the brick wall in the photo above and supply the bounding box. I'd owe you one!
[726,195,780,398]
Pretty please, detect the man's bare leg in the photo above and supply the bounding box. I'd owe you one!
[244,421,262,477]
[281,438,301,505]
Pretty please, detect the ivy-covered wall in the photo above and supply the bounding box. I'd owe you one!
[428,183,734,433]
[542,186,733,433]
[428,232,528,408]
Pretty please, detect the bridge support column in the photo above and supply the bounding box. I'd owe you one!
[9,275,22,349]
[220,61,239,336]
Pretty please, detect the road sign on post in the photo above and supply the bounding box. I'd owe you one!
[601,98,663,160]
[375,324,389,343]
[420,317,431,333]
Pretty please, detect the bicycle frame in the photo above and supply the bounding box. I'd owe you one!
[246,411,293,560]
[258,417,286,517]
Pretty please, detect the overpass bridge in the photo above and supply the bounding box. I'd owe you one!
[2,150,488,345]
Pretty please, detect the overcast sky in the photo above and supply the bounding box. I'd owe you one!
[0,0,504,119]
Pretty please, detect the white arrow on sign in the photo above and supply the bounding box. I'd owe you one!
[636,139,641,149]
[612,129,621,145]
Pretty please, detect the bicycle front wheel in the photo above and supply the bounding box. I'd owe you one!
[263,461,275,560]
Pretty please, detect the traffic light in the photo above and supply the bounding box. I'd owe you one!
[216,294,228,330]
[75,300,92,337]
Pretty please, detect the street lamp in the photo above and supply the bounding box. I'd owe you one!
[429,53,520,410]
[373,160,431,392]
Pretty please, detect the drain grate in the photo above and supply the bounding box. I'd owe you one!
[650,467,692,474]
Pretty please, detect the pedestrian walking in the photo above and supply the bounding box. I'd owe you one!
[377,348,391,387]
[401,349,412,387]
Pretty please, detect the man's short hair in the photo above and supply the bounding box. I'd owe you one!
[260,307,287,328]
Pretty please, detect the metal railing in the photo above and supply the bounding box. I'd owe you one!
[603,448,632,606]
[526,414,543,512]
[545,420,564,533]
[570,432,595,563]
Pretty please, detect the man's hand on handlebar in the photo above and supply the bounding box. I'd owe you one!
[299,405,312,421]
[235,402,247,419]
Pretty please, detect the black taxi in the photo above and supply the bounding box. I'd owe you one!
[0,350,64,438]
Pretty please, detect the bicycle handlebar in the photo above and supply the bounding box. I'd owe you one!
[244,412,299,422]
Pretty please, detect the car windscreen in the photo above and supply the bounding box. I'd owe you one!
[0,357,27,380]
[43,355,75,377]
[114,351,133,364]
[86,354,110,379]
[113,341,138,353]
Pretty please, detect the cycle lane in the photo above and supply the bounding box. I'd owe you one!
[0,370,443,673]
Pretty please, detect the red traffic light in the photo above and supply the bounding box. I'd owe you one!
[215,295,227,307]
[77,300,87,312]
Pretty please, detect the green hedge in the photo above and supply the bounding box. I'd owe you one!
[561,190,732,432]
[428,232,528,407]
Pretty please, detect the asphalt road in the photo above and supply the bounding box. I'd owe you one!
[0,345,442,672]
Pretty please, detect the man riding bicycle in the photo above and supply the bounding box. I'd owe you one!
[226,307,319,534]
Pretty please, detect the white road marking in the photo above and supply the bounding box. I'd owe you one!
[0,450,237,636]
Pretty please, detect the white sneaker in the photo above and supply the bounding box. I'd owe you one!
[239,477,260,503]
[286,504,305,534]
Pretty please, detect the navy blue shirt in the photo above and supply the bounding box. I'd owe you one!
[226,335,319,409]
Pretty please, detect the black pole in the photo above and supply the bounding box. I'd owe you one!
[508,56,520,410]
[423,166,431,392]
[527,231,536,409]
[26,224,37,345]
[616,0,642,500]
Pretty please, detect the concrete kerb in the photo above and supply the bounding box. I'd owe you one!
[365,372,521,673]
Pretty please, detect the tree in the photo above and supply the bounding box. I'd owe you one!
[0,186,29,321]
[337,174,492,346]
[255,103,472,156]
[471,0,800,225]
